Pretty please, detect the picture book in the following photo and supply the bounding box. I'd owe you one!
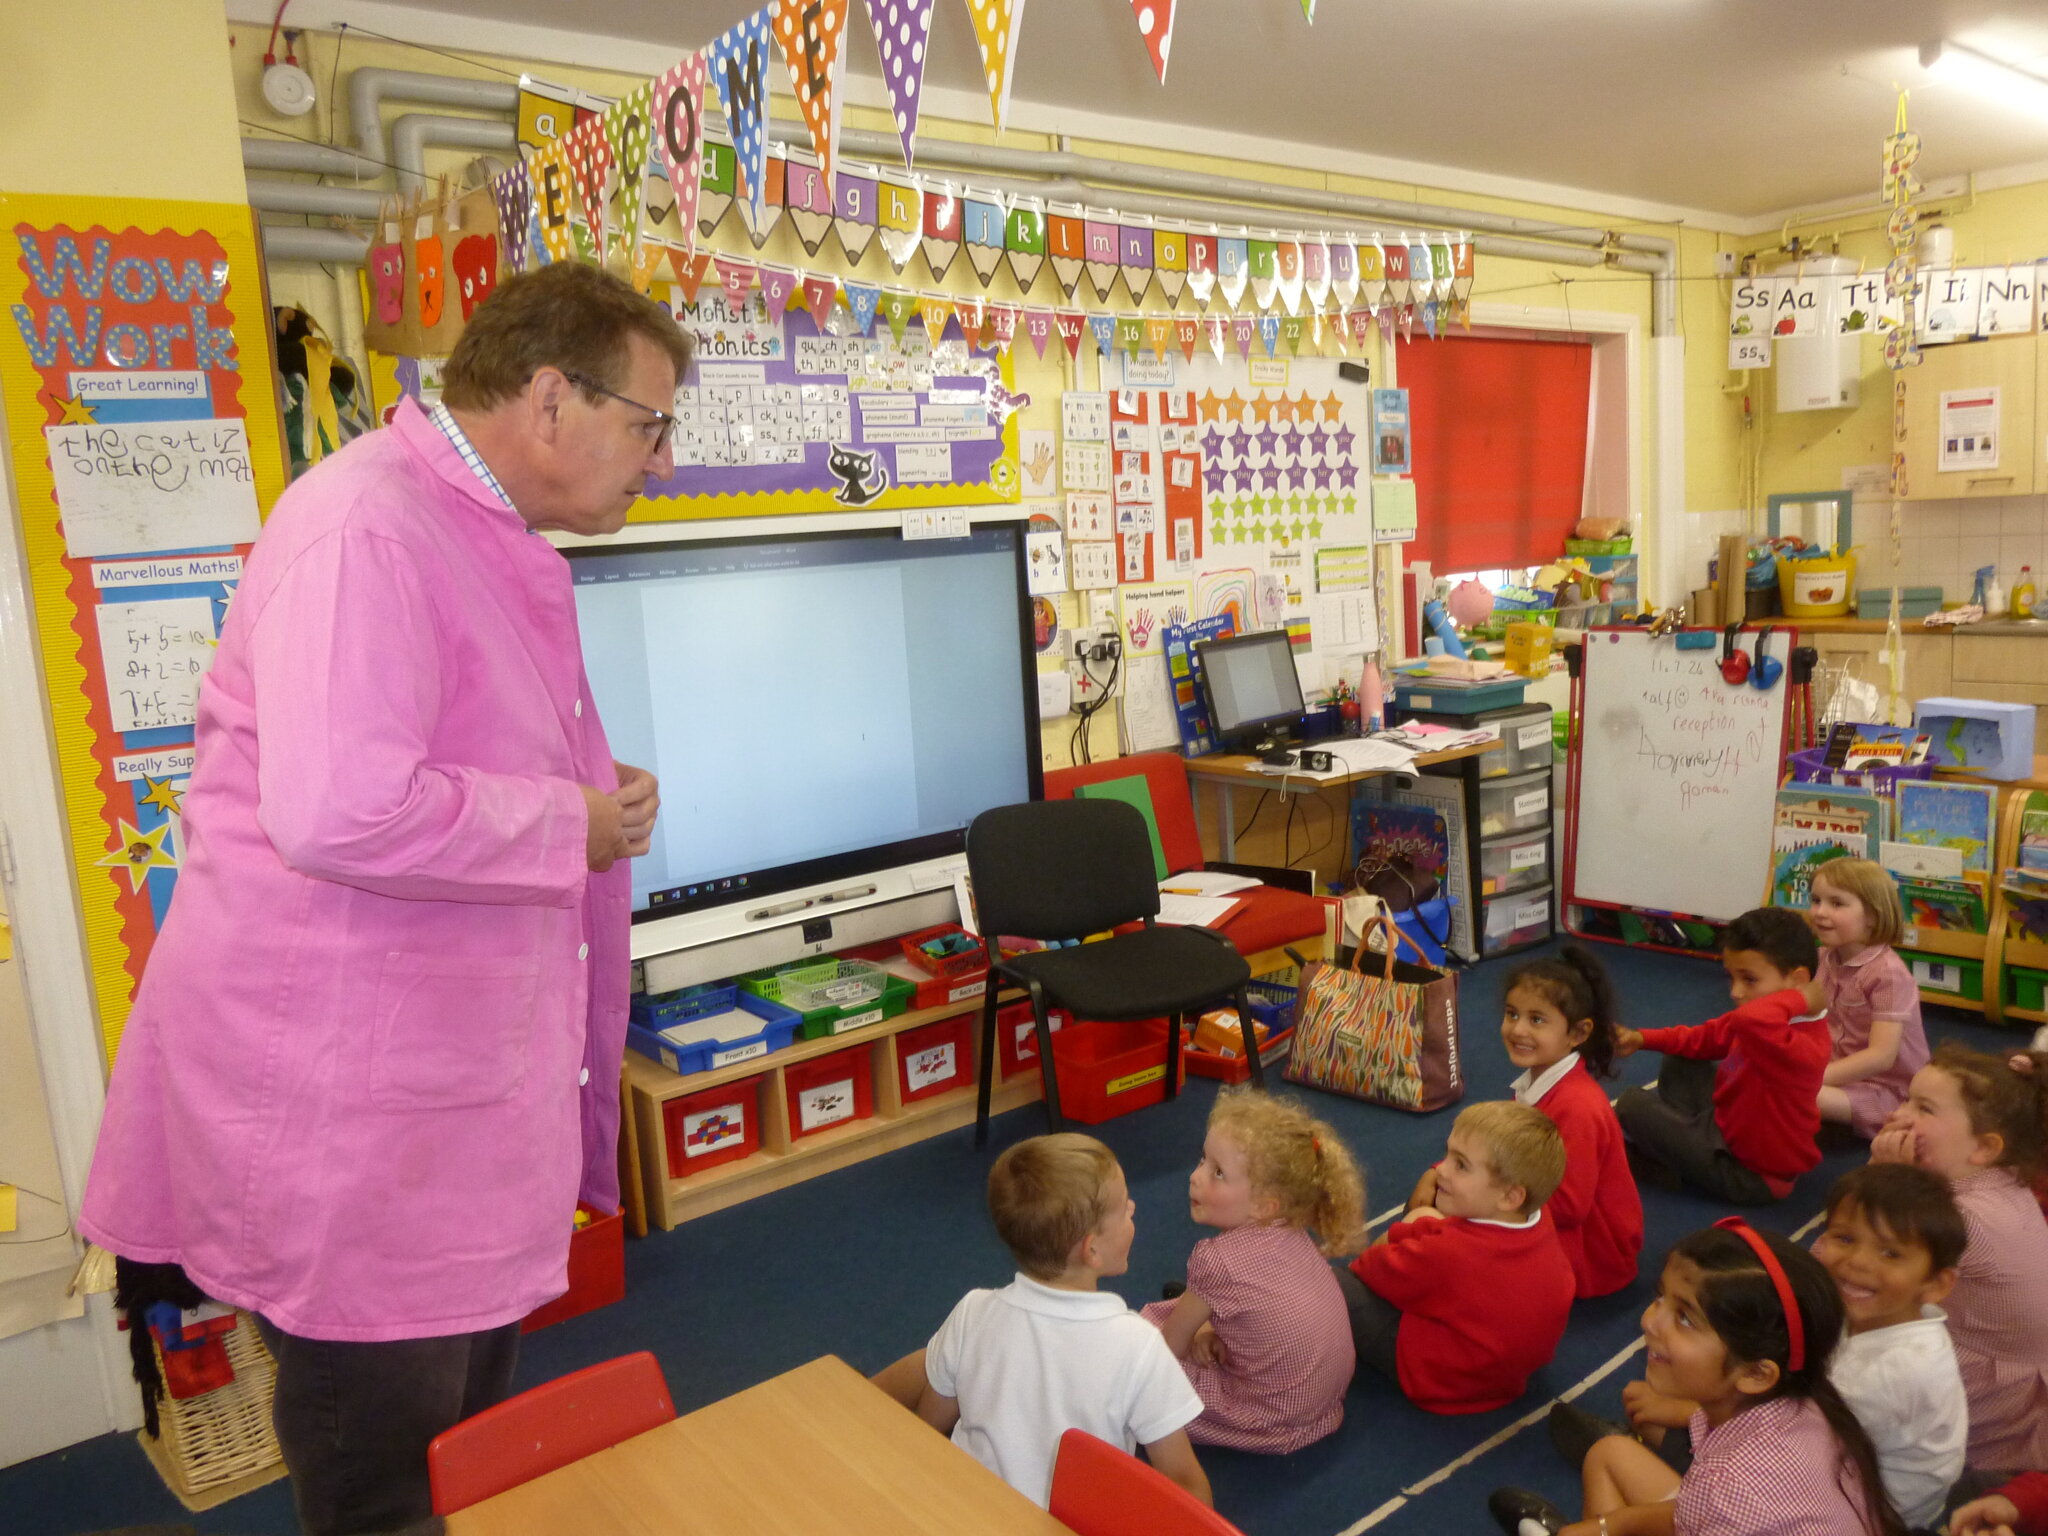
[1894,779,1997,880]
[1771,787,1882,908]
[1896,877,1987,934]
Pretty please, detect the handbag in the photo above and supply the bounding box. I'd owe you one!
[1283,913,1463,1112]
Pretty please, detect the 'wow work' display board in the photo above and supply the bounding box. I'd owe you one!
[635,291,1020,520]
[1,193,288,1061]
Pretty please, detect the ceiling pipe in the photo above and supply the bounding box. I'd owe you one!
[264,225,370,263]
[390,113,516,194]
[243,137,382,179]
[348,67,516,163]
[248,179,386,218]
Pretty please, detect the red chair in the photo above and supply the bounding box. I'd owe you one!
[426,1351,676,1514]
[1048,1429,1248,1536]
[1044,753,1335,967]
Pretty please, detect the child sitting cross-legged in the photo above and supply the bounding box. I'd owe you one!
[1334,1101,1576,1415]
[1138,1088,1368,1454]
[1806,858,1930,1139]
[871,1132,1210,1509]
[1489,1221,1905,1536]
[1614,906,1831,1204]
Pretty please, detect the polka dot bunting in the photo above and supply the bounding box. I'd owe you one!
[964,0,1028,131]
[705,7,774,215]
[861,0,936,165]
[774,0,849,191]
[1125,0,1175,84]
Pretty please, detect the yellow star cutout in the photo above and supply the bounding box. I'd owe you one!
[138,775,185,816]
[52,393,97,425]
[1244,393,1279,425]
[1317,391,1344,421]
[1197,390,1225,424]
[97,816,178,895]
[1217,389,1246,423]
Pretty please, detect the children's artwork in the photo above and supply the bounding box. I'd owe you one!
[1893,779,1997,878]
[646,295,1018,516]
[1025,528,1067,593]
[1062,391,1108,441]
[47,421,262,558]
[94,598,220,733]
[1070,538,1117,589]
[1019,427,1057,495]
[1370,388,1411,474]
[1117,581,1192,658]
[1195,567,1255,630]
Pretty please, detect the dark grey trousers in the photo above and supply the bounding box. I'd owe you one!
[1615,1055,1779,1205]
[254,1315,520,1536]
[1331,1261,1403,1382]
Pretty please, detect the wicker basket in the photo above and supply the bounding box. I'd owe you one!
[139,1310,286,1511]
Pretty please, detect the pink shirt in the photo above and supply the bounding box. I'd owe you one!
[79,400,630,1342]
[1948,1167,2048,1468]
[1675,1396,1870,1536]
[1818,945,1926,1131]
[1141,1223,1353,1452]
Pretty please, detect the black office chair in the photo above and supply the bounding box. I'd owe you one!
[969,798,1263,1143]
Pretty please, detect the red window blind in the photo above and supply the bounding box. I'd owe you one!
[1399,334,1593,572]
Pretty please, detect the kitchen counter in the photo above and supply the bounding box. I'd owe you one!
[1773,617,2048,637]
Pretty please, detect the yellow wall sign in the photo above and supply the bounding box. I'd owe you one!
[0,193,287,1062]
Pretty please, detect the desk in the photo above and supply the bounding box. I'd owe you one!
[446,1355,1074,1536]
[1186,738,1502,863]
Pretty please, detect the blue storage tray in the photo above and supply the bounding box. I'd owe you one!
[1393,675,1529,715]
[626,991,801,1077]
[631,980,739,1028]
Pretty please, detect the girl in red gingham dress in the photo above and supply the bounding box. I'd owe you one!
[1140,1087,1366,1453]
[1871,1044,2048,1470]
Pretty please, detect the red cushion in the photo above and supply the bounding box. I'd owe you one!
[1216,884,1329,957]
[1044,754,1204,873]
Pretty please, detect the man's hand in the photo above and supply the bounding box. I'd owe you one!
[581,785,627,872]
[612,762,660,858]
[1612,1027,1645,1059]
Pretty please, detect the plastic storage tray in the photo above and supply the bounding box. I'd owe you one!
[662,1074,765,1178]
[743,961,915,1040]
[1049,1018,1183,1124]
[627,991,801,1077]
[1481,883,1553,956]
[1393,675,1530,715]
[1184,980,1296,1083]
[1479,829,1550,897]
[1410,702,1553,779]
[895,1015,973,1103]
[630,980,738,1028]
[522,1204,624,1332]
[996,999,1072,1078]
[2006,966,2048,1013]
[1905,950,1984,1003]
[783,1044,876,1140]
[1477,770,1551,838]
[898,924,989,979]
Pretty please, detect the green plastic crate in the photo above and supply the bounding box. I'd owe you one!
[1903,950,1984,1003]
[741,961,915,1040]
[2007,966,2048,1013]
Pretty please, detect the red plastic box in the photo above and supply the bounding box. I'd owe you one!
[662,1075,763,1178]
[996,999,1071,1078]
[1049,1018,1184,1125]
[523,1203,624,1332]
[784,1044,875,1140]
[898,923,990,979]
[896,1015,972,1103]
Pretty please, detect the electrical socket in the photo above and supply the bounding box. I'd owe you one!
[1713,250,1738,278]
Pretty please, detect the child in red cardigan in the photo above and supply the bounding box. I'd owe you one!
[1335,1101,1576,1414]
[1500,944,1642,1297]
[1615,906,1830,1205]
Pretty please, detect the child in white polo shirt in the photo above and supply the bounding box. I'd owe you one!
[872,1133,1209,1510]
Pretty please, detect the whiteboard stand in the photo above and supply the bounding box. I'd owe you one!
[1561,625,1800,953]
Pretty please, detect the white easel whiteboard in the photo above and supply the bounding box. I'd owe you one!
[1568,628,1791,923]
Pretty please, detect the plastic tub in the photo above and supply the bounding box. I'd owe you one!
[744,962,914,1039]
[898,924,989,979]
[1904,951,1984,1003]
[895,1015,973,1103]
[1409,702,1553,779]
[626,992,802,1077]
[662,1075,765,1177]
[1480,830,1550,897]
[630,980,738,1028]
[1779,552,1856,618]
[783,1044,876,1139]
[1049,1018,1183,1125]
[522,1204,624,1332]
[1184,980,1297,1083]
[1482,884,1553,956]
[997,1000,1071,1078]
[1787,747,1936,797]
[1477,770,1551,838]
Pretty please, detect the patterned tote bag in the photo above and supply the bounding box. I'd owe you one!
[1283,913,1463,1112]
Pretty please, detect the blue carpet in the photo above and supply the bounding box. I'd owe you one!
[0,941,2021,1536]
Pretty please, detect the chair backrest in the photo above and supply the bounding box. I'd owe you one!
[1043,754,1204,876]
[968,800,1160,941]
[427,1351,676,1515]
[1047,1429,1247,1536]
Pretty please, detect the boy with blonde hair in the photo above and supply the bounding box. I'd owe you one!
[873,1133,1209,1508]
[1336,1101,1576,1413]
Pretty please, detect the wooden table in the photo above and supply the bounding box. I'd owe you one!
[446,1355,1076,1536]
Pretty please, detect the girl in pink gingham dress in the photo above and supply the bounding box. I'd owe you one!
[1140,1087,1366,1454]
[1807,858,1929,1139]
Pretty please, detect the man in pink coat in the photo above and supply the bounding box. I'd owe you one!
[80,262,693,1535]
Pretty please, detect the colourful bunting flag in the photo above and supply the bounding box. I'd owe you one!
[490,163,533,272]
[669,247,714,303]
[989,303,1019,350]
[917,292,952,338]
[1083,215,1120,302]
[880,288,915,341]
[964,0,1029,130]
[1384,241,1411,304]
[1120,220,1155,304]
[737,145,788,247]
[562,114,614,254]
[964,190,1006,286]
[706,7,775,213]
[757,266,798,325]
[784,154,833,254]
[1230,314,1254,357]
[529,138,578,263]
[1357,239,1385,307]
[921,181,961,280]
[1302,238,1330,309]
[1055,309,1086,357]
[628,239,666,295]
[697,135,737,238]
[603,84,654,256]
[844,282,880,333]
[1279,314,1304,354]
[1142,315,1173,358]
[775,0,849,190]
[1347,306,1372,348]
[1116,315,1145,357]
[1274,238,1303,314]
[801,273,840,321]
[1257,314,1281,356]
[1173,314,1198,361]
[1023,308,1054,357]
[876,169,923,271]
[1048,205,1086,299]
[834,163,878,263]
[865,0,938,165]
[1217,232,1249,309]
[1087,313,1117,358]
[1300,0,1314,19]
[1005,196,1046,289]
[1330,239,1357,306]
[1126,0,1175,83]
[1203,314,1226,360]
[1247,236,1278,310]
[651,54,708,251]
[1153,220,1187,306]
[1186,228,1218,308]
[716,255,757,310]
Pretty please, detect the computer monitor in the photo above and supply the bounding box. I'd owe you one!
[1197,629,1308,753]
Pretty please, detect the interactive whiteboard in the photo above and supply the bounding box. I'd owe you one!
[1568,627,1792,923]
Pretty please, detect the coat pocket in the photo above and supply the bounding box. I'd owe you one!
[370,952,541,1112]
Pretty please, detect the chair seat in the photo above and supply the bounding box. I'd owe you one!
[1002,925,1252,1021]
[1216,884,1327,957]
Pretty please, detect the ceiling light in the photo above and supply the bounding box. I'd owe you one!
[1921,39,2048,124]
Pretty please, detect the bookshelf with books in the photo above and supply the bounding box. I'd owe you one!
[1993,788,2048,1027]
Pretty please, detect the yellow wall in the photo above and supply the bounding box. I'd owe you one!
[0,2,245,202]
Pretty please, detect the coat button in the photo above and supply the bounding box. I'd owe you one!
[578,942,590,960]
[578,1068,590,1087]
[574,699,583,717]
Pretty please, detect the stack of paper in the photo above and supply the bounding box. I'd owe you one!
[1156,893,1246,927]
[1160,870,1263,897]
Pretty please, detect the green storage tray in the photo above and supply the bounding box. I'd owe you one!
[2007,966,2048,1013]
[1902,950,1984,1003]
[1856,587,1942,621]
[742,961,915,1039]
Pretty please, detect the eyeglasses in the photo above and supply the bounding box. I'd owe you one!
[562,370,679,451]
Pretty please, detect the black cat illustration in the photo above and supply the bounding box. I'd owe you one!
[827,444,889,506]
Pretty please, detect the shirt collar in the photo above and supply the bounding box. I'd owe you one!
[428,400,521,518]
[1468,1208,1541,1231]
[1004,1272,1128,1319]
[1834,945,1881,968]
[1511,1052,1580,1106]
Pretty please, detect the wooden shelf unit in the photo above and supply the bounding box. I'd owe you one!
[1990,787,2048,1028]
[626,990,1037,1230]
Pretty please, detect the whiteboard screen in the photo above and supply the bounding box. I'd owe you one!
[1569,629,1790,922]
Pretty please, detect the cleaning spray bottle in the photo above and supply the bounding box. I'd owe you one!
[2013,565,2037,620]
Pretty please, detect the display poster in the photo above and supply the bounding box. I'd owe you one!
[1,194,288,1060]
[1937,387,2000,474]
